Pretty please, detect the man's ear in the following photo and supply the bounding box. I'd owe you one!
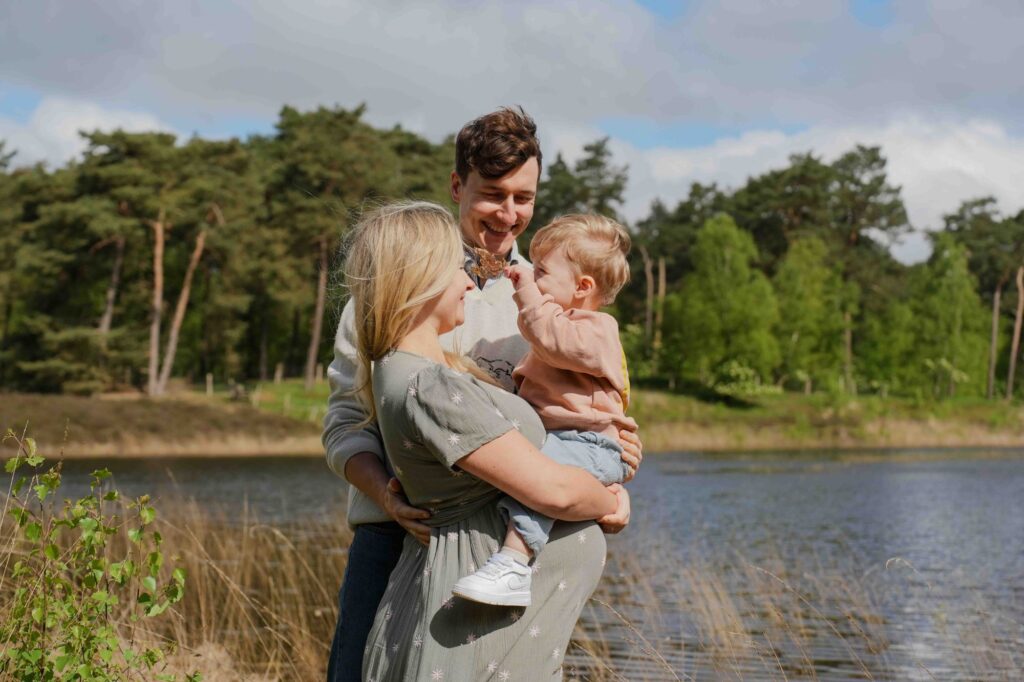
[450,171,462,204]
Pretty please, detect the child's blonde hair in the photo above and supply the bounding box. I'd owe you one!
[529,214,631,305]
[342,201,493,427]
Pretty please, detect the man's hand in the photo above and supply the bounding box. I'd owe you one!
[382,478,432,546]
[504,263,534,289]
[597,483,630,534]
[617,428,643,482]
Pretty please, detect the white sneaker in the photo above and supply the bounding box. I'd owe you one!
[452,553,532,607]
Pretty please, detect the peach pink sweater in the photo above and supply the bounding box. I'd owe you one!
[511,280,637,439]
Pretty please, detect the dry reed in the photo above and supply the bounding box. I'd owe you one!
[2,494,1021,681]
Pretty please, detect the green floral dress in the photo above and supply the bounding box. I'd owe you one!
[362,350,607,681]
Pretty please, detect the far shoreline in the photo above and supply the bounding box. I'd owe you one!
[4,389,1023,460]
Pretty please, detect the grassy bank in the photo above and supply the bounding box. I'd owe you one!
[3,380,1024,457]
[0,391,322,457]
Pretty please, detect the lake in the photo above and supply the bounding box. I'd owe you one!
[51,448,1024,680]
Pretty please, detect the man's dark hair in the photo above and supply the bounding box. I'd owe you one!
[454,106,542,181]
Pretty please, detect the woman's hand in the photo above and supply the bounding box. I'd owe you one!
[383,478,432,546]
[597,483,630,534]
[618,428,643,482]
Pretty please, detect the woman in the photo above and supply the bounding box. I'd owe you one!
[343,201,629,680]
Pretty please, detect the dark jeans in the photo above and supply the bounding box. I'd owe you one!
[326,521,406,682]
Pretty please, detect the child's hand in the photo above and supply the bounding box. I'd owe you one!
[505,263,534,288]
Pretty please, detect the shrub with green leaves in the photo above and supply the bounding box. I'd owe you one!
[0,428,199,681]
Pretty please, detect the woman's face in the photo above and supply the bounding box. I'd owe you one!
[427,264,475,334]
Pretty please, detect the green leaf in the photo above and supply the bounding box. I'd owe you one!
[24,522,41,542]
[45,544,60,561]
[146,601,170,617]
[4,456,21,473]
[140,505,156,525]
[147,551,163,576]
[172,568,187,585]
[128,528,143,543]
[33,484,50,502]
[143,576,157,593]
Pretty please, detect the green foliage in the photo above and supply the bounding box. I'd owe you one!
[712,360,783,396]
[670,214,780,383]
[1,428,196,681]
[773,237,845,390]
[2,117,1022,405]
[911,234,990,398]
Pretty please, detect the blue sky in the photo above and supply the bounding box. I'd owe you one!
[2,0,1022,263]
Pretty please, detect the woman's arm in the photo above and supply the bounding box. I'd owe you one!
[455,430,618,521]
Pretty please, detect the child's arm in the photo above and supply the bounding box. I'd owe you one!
[507,265,626,383]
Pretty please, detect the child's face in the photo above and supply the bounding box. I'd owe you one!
[533,246,582,309]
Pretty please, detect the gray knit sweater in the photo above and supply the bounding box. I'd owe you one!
[322,242,531,527]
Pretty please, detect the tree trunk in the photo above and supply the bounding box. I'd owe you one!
[1006,266,1024,400]
[987,281,1004,400]
[639,245,654,343]
[147,211,166,396]
[156,227,207,394]
[97,235,126,338]
[304,237,330,391]
[0,297,11,382]
[653,257,666,371]
[259,312,269,382]
[843,310,856,395]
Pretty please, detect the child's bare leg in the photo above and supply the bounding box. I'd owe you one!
[499,519,533,565]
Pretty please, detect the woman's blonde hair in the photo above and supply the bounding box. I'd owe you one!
[342,201,493,427]
[529,214,631,305]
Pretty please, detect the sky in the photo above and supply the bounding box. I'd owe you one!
[2,0,1023,263]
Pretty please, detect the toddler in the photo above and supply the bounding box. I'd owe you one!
[452,214,637,606]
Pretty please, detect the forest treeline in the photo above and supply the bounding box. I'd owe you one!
[1,104,1022,401]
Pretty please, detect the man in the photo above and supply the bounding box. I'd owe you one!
[323,107,640,681]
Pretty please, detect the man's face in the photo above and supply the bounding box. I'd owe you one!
[450,157,540,257]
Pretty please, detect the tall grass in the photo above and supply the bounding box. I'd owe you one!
[3,492,1020,680]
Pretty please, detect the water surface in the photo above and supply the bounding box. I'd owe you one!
[49,449,1024,680]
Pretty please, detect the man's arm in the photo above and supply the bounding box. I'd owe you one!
[323,300,431,541]
[322,299,386,479]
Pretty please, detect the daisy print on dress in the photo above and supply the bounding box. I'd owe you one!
[498,670,511,681]
[431,669,444,681]
[450,391,463,405]
[486,660,498,673]
[528,625,541,638]
[447,433,461,447]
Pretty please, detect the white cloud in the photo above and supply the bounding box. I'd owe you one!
[0,97,173,168]
[3,1,1022,136]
